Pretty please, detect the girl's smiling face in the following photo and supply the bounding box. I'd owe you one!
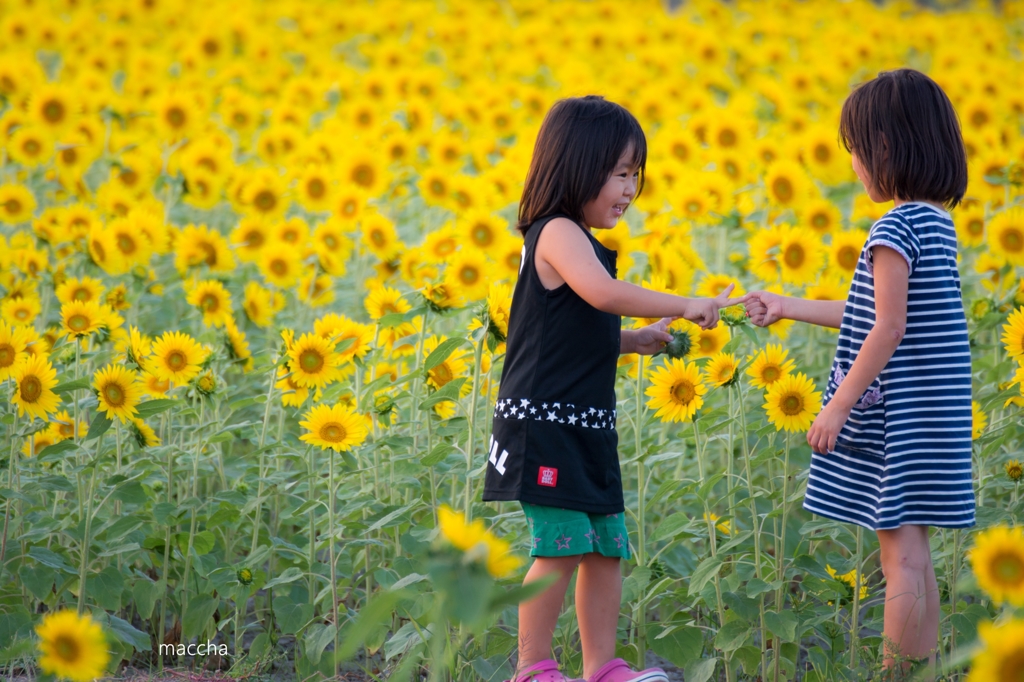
[581,145,639,229]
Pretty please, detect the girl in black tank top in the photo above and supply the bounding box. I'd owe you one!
[488,97,738,682]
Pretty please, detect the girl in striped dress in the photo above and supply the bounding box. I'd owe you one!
[743,69,973,671]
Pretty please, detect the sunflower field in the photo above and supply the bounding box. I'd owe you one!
[1,0,1024,680]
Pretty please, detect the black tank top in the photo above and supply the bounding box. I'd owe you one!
[482,215,623,514]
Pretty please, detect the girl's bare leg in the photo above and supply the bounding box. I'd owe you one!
[518,556,583,675]
[576,553,622,678]
[877,525,938,672]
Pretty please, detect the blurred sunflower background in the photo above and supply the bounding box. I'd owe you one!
[1,0,1023,680]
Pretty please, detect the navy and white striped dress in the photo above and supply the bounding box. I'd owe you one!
[804,202,976,530]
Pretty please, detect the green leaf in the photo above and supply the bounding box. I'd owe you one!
[423,338,469,372]
[336,590,405,661]
[111,481,147,506]
[18,564,54,601]
[275,597,314,636]
[53,377,92,393]
[714,619,751,652]
[734,645,763,677]
[745,578,773,598]
[182,594,219,640]
[422,442,455,467]
[36,441,79,458]
[33,474,75,492]
[419,377,468,408]
[264,566,304,589]
[107,614,151,652]
[133,578,160,620]
[304,622,337,666]
[85,413,112,441]
[688,555,724,597]
[179,530,216,556]
[764,610,798,643]
[28,546,74,573]
[134,399,180,418]
[90,566,125,611]
[650,625,703,668]
[652,512,696,542]
[683,658,718,682]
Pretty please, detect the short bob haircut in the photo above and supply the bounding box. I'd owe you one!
[518,96,646,233]
[839,68,967,209]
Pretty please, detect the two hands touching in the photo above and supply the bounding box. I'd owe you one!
[630,283,743,355]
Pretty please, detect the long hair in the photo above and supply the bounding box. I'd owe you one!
[839,68,967,208]
[517,96,647,233]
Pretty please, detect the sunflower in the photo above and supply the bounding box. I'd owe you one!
[445,249,489,302]
[259,246,303,289]
[174,223,236,274]
[763,372,821,432]
[645,358,707,423]
[334,187,367,224]
[312,218,354,276]
[35,609,109,682]
[825,565,869,604]
[24,430,56,457]
[56,276,105,305]
[422,281,466,312]
[243,281,277,328]
[275,366,310,408]
[365,285,411,321]
[747,225,785,282]
[93,364,143,423]
[342,152,386,195]
[764,159,811,208]
[989,208,1024,266]
[8,127,52,168]
[314,313,374,363]
[0,183,37,224]
[2,296,41,326]
[185,279,233,328]
[693,321,731,359]
[703,512,732,535]
[288,333,344,389]
[424,335,470,392]
[806,273,848,301]
[487,282,513,342]
[11,354,61,420]
[147,331,207,384]
[230,217,271,262]
[704,352,739,388]
[955,204,986,248]
[696,273,745,299]
[972,400,988,440]
[778,227,824,284]
[299,403,368,451]
[60,300,105,338]
[418,168,451,206]
[130,418,161,448]
[828,229,867,278]
[965,619,1024,682]
[294,164,334,213]
[0,319,32,380]
[437,504,522,579]
[49,410,87,442]
[141,372,172,398]
[152,90,198,140]
[1001,307,1024,359]
[970,525,1024,606]
[801,198,842,235]
[361,211,401,262]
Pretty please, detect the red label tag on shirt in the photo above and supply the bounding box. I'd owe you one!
[537,466,558,487]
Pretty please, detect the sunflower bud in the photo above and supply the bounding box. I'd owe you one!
[1006,459,1023,482]
[195,370,217,395]
[659,328,693,360]
[969,298,992,321]
[237,567,253,585]
[720,304,748,327]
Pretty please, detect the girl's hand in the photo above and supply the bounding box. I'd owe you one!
[807,401,851,455]
[685,283,739,329]
[742,290,786,327]
[632,318,673,355]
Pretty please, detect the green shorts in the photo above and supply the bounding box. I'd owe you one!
[521,503,631,560]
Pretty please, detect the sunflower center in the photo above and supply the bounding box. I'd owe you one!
[117,234,137,254]
[812,213,830,230]
[699,336,714,351]
[429,179,446,196]
[432,363,453,386]
[120,169,138,186]
[244,230,265,248]
[784,243,805,268]
[0,344,13,367]
[42,99,65,123]
[270,259,287,276]
[61,148,77,164]
[762,366,780,383]
[103,382,125,407]
[772,177,794,203]
[167,351,186,371]
[4,198,22,214]
[198,242,217,266]
[300,349,324,373]
[353,164,374,187]
[90,238,107,262]
[320,422,347,443]
[58,421,75,438]
[254,190,277,212]
[472,225,493,247]
[672,380,695,404]
[992,551,1024,586]
[998,649,1024,679]
[341,199,357,217]
[14,307,30,321]
[307,178,326,198]
[53,633,80,663]
[200,294,219,312]
[838,246,858,270]
[813,144,831,163]
[282,229,299,243]
[687,200,702,214]
[24,139,41,155]
[781,394,803,416]
[967,218,984,236]
[68,314,90,332]
[459,266,479,285]
[1000,228,1023,253]
[166,106,186,128]
[20,375,42,403]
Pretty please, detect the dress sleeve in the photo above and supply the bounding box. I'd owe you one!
[865,215,920,276]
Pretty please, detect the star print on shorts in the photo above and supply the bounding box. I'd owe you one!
[493,399,616,430]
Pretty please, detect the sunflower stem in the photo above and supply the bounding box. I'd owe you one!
[635,355,648,667]
[329,447,341,678]
[773,434,792,682]
[249,364,277,557]
[737,384,769,677]
[849,524,863,670]
[0,407,19,568]
[181,397,205,617]
[463,322,487,519]
[157,417,174,672]
[77,445,100,615]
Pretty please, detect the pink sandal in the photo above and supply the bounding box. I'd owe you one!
[587,658,668,682]
[510,659,581,682]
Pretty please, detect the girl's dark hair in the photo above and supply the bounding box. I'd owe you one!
[518,95,646,233]
[839,68,967,209]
